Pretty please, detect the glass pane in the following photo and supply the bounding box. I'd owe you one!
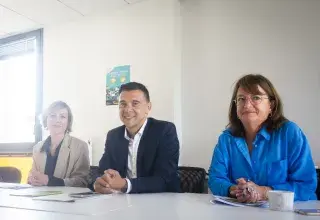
[0,53,36,143]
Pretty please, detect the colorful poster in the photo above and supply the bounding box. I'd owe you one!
[106,65,130,105]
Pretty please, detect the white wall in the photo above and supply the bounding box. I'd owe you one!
[180,0,320,169]
[43,0,181,165]
[42,0,320,169]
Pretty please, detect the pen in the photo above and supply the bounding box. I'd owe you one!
[243,178,253,198]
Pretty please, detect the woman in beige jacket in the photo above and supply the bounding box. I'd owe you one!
[28,101,90,187]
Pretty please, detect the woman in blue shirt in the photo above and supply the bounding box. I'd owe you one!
[208,74,317,202]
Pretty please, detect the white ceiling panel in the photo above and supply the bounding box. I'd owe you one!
[0,0,149,39]
[0,0,83,25]
[0,5,37,37]
[60,0,127,16]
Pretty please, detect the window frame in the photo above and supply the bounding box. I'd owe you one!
[0,29,43,155]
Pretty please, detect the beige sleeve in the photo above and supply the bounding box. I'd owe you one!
[63,141,90,187]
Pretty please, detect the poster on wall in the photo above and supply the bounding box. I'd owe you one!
[106,65,130,105]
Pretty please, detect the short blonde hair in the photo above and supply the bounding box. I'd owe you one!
[42,101,73,132]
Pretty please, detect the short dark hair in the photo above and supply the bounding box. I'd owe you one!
[228,74,287,137]
[119,82,150,102]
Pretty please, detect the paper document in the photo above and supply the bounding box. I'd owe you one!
[33,194,75,202]
[10,190,63,197]
[0,183,32,190]
[211,196,268,207]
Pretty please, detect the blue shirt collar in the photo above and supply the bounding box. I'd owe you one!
[225,124,270,140]
[257,125,270,140]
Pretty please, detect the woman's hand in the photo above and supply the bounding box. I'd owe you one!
[234,178,270,203]
[28,171,49,186]
[229,185,238,198]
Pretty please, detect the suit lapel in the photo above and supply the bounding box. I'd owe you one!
[38,147,47,173]
[136,119,153,176]
[37,138,50,173]
[54,134,71,178]
[117,126,129,177]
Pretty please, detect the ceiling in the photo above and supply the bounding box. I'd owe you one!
[0,0,147,39]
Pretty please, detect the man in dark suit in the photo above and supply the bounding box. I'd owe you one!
[94,82,180,193]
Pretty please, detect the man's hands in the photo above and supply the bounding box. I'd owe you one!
[94,169,127,194]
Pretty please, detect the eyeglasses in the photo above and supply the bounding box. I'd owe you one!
[234,94,269,106]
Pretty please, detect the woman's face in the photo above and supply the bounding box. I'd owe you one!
[46,108,69,135]
[236,86,272,127]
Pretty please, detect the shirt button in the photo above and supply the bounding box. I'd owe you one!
[253,161,256,163]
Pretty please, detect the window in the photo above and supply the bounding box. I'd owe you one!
[0,29,43,154]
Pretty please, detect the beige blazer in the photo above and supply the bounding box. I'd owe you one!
[31,134,90,187]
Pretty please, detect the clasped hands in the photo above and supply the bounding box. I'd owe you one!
[229,178,271,203]
[28,170,49,186]
[94,169,127,194]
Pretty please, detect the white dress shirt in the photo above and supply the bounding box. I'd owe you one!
[124,118,148,193]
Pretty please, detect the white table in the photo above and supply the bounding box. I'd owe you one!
[0,187,319,220]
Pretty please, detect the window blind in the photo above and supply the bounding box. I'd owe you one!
[0,37,36,59]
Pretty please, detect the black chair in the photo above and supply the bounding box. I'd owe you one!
[178,166,207,193]
[88,166,100,187]
[0,167,21,183]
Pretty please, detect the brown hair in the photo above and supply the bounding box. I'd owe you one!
[42,101,73,133]
[228,74,287,136]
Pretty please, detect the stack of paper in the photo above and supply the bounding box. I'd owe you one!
[10,190,63,197]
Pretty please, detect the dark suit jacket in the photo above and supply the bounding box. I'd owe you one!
[98,118,180,193]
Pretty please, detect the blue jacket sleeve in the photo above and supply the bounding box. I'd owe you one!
[208,135,233,196]
[271,124,317,201]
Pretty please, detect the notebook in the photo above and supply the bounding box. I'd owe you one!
[10,190,63,197]
[211,196,268,207]
[32,194,75,202]
[295,209,320,216]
